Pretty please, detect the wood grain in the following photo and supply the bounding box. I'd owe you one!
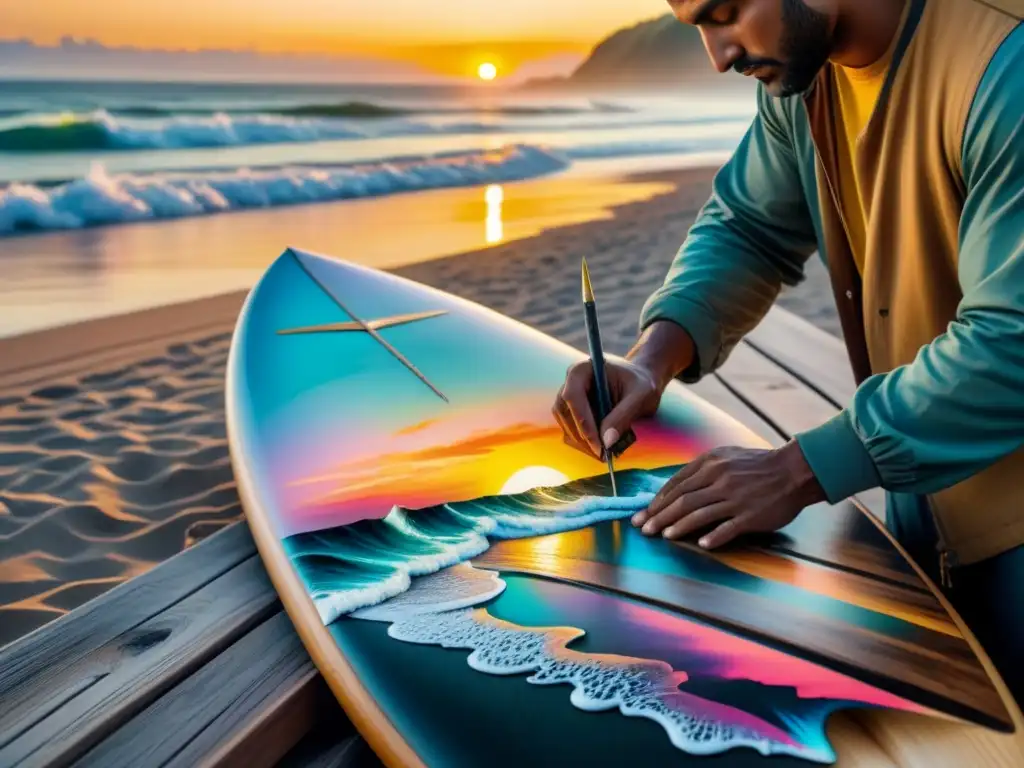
[715,338,887,521]
[684,375,786,448]
[0,554,279,767]
[0,521,256,742]
[696,545,958,637]
[73,612,315,768]
[745,305,857,407]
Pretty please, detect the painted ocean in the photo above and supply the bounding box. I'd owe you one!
[285,465,675,622]
[285,465,935,764]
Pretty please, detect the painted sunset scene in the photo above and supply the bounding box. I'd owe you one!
[225,247,962,766]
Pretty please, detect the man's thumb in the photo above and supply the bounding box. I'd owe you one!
[600,388,646,449]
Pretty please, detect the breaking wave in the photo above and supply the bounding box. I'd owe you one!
[0,134,737,237]
[0,107,733,154]
[0,144,571,235]
[286,467,676,625]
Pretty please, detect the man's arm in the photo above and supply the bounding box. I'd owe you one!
[795,25,1024,502]
[636,84,819,383]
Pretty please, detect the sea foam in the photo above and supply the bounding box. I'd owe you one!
[0,144,569,235]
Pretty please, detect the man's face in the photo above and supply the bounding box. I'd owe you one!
[670,0,836,97]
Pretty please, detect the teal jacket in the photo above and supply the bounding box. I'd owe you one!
[639,21,1024,518]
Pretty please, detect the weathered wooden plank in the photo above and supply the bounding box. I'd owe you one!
[683,375,786,447]
[745,305,856,407]
[74,611,316,768]
[0,554,279,767]
[167,657,326,768]
[717,342,840,437]
[0,521,257,736]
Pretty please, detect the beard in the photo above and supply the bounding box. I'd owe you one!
[733,0,834,97]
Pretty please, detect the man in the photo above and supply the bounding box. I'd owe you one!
[553,0,1024,705]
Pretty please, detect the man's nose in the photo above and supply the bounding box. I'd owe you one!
[700,29,742,73]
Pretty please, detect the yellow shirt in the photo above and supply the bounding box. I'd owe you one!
[831,52,892,275]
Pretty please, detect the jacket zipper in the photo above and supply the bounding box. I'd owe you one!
[929,496,958,588]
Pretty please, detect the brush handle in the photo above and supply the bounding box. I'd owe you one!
[584,301,636,458]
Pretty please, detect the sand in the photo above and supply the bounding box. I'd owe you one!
[0,164,840,649]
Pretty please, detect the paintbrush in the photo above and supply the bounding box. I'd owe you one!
[581,258,635,496]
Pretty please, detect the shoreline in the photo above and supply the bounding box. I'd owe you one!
[0,162,840,649]
[0,156,727,339]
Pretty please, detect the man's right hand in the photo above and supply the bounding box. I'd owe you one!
[552,357,663,459]
[552,320,698,459]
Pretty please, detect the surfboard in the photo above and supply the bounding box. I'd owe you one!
[226,247,1023,767]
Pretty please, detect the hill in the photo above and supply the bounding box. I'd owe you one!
[521,14,715,91]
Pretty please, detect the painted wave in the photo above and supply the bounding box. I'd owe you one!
[286,466,677,625]
[0,108,735,154]
[0,143,570,235]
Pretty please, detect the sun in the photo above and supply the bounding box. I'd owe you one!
[500,465,570,494]
[477,62,498,81]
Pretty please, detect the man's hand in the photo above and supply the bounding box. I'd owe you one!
[632,441,827,548]
[553,320,697,459]
[553,358,662,458]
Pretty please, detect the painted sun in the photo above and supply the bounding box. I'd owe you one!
[477,62,498,80]
[500,465,570,494]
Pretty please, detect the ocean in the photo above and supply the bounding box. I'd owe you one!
[0,78,766,337]
[0,79,755,228]
[286,466,674,624]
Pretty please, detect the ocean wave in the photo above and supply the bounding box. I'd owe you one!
[0,110,367,152]
[287,467,675,625]
[117,100,633,119]
[0,107,729,155]
[0,144,570,235]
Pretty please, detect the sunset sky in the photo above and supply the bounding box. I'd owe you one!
[5,0,671,79]
[234,249,761,538]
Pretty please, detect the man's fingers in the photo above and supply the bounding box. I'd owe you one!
[559,364,599,456]
[640,487,723,536]
[698,514,750,549]
[552,397,589,455]
[552,399,585,454]
[659,496,731,540]
[633,459,709,527]
[563,392,600,457]
[599,384,649,450]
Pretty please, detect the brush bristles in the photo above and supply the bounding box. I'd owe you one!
[581,258,595,303]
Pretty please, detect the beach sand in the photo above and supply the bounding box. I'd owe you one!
[0,164,839,648]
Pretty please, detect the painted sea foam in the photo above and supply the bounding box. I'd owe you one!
[286,466,677,624]
[349,563,835,764]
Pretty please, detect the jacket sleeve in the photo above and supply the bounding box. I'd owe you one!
[637,84,819,382]
[796,25,1024,501]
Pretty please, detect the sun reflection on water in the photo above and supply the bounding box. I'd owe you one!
[485,183,503,243]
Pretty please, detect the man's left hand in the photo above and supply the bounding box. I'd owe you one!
[632,441,827,548]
